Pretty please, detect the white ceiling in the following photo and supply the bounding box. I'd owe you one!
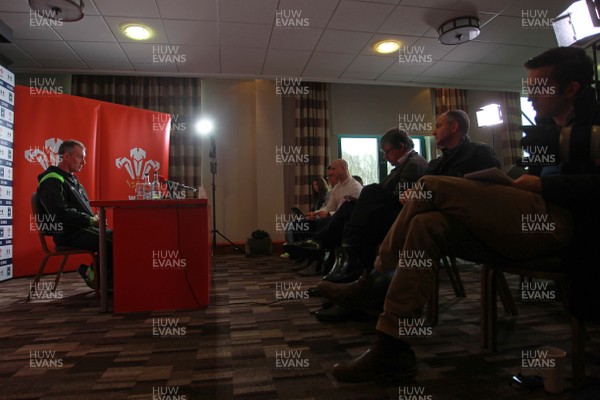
[0,0,575,91]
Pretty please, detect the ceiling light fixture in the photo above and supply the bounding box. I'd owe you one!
[123,24,152,40]
[374,40,401,54]
[438,16,480,45]
[28,0,84,22]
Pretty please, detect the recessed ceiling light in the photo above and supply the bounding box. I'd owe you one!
[123,24,152,40]
[374,40,400,54]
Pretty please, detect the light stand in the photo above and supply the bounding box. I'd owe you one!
[209,135,243,254]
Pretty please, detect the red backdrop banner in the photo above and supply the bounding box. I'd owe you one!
[13,85,170,277]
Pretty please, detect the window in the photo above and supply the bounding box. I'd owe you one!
[338,135,428,184]
[339,136,379,185]
[520,97,536,126]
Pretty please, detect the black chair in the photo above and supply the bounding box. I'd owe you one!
[480,258,586,388]
[427,256,467,326]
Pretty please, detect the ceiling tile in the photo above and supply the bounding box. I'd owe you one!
[383,61,433,76]
[220,22,271,48]
[512,27,560,47]
[316,30,373,54]
[305,52,355,72]
[119,42,191,64]
[441,41,503,63]
[502,0,573,18]
[174,45,220,73]
[156,0,217,20]
[40,58,89,69]
[300,69,341,80]
[0,0,33,12]
[0,12,63,40]
[341,71,380,80]
[54,16,115,42]
[85,61,135,71]
[479,44,546,67]
[346,55,397,74]
[221,46,267,75]
[269,27,323,51]
[378,6,437,36]
[263,49,312,76]
[220,0,278,24]
[68,42,128,63]
[398,0,459,7]
[328,1,396,32]
[131,62,179,73]
[93,0,160,17]
[277,0,340,28]
[13,39,80,61]
[401,37,454,61]
[0,43,39,64]
[455,63,523,82]
[416,60,469,77]
[452,0,515,14]
[162,19,218,46]
[477,16,523,44]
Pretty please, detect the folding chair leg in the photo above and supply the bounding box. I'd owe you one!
[480,265,498,351]
[52,255,69,292]
[571,316,586,388]
[497,271,518,316]
[427,263,441,326]
[26,254,52,302]
[446,256,466,298]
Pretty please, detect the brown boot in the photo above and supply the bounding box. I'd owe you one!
[333,333,417,382]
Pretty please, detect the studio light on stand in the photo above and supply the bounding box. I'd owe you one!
[476,103,503,151]
[196,119,243,255]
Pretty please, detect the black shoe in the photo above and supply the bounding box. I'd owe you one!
[323,245,365,283]
[307,287,322,297]
[318,269,391,312]
[291,257,313,271]
[297,259,323,276]
[314,305,377,322]
[78,264,96,290]
[283,239,322,260]
[333,333,417,382]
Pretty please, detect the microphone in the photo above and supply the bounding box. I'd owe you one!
[158,176,198,192]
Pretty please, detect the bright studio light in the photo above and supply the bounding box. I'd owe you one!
[196,119,214,135]
[476,104,503,127]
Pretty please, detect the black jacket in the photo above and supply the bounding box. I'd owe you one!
[37,166,95,245]
[538,87,600,320]
[381,149,429,198]
[426,137,501,176]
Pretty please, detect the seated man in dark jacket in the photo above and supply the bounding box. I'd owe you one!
[315,110,501,321]
[37,139,112,288]
[286,128,428,277]
[332,46,600,383]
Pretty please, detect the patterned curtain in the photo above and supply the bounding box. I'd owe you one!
[434,88,468,115]
[70,76,202,187]
[499,91,524,167]
[294,83,330,210]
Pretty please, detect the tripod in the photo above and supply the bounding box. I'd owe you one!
[209,136,243,254]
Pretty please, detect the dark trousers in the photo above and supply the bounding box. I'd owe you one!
[56,227,113,280]
[342,184,402,264]
[312,201,356,249]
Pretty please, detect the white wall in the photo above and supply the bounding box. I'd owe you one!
[200,79,285,243]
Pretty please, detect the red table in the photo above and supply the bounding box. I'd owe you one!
[90,199,210,313]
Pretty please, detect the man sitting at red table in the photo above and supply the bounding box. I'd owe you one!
[37,139,112,289]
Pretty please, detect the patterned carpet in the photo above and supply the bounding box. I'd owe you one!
[0,255,599,400]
